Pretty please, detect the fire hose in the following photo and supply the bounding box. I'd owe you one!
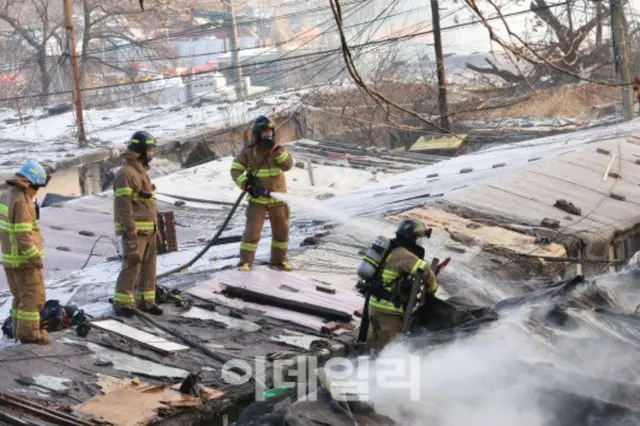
[157,149,272,279]
[157,190,247,279]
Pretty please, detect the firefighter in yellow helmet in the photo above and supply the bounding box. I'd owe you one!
[113,131,163,317]
[367,219,438,350]
[230,116,294,272]
[0,160,50,344]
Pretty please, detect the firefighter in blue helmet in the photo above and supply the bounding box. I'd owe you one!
[0,160,50,344]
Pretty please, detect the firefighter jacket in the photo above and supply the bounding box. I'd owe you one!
[0,181,44,268]
[230,144,294,205]
[113,151,158,236]
[369,246,438,315]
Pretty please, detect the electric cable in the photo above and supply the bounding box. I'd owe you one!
[80,234,122,269]
[0,0,570,104]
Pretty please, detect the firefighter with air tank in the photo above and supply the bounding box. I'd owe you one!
[357,219,442,350]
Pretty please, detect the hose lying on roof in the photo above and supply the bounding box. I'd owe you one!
[157,190,247,279]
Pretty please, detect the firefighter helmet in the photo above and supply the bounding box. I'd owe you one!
[251,115,275,145]
[395,219,431,243]
[17,160,48,187]
[127,131,156,153]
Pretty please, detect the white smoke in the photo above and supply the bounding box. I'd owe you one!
[321,278,640,426]
[360,308,552,426]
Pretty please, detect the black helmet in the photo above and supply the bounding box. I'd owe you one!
[127,131,157,153]
[251,115,275,145]
[395,219,431,244]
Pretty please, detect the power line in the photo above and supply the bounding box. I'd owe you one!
[72,0,376,136]
[0,0,570,104]
[95,3,435,66]
[75,0,418,138]
[0,0,368,73]
[69,0,373,112]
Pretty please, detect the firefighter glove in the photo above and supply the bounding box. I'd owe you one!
[248,185,270,198]
[244,174,258,191]
[30,258,44,270]
[125,238,141,265]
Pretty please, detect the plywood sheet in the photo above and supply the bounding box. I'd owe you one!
[215,267,361,320]
[92,319,189,352]
[74,383,222,426]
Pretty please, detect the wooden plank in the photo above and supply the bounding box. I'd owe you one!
[223,285,352,322]
[188,280,355,333]
[92,320,189,353]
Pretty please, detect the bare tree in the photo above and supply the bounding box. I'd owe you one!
[0,0,183,106]
[304,44,441,148]
[464,0,610,87]
[74,0,182,87]
[0,0,64,102]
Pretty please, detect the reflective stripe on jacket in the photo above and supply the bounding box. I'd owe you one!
[0,182,44,268]
[369,246,438,315]
[113,151,158,235]
[230,144,294,204]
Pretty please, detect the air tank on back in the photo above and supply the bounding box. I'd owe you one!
[357,235,391,280]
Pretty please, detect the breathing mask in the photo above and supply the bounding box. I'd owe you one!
[261,135,276,151]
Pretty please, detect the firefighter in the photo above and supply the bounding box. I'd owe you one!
[113,131,163,317]
[367,219,438,350]
[230,115,294,272]
[0,161,49,344]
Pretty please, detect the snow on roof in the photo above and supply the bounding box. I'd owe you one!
[217,47,280,60]
[0,91,303,177]
[0,153,404,322]
[151,154,387,206]
[326,118,640,221]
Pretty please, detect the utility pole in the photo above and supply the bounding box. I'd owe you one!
[430,0,450,132]
[63,0,86,145]
[610,0,635,120]
[226,0,247,101]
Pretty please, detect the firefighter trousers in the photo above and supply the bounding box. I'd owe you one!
[240,201,289,265]
[366,306,403,351]
[114,232,157,310]
[4,266,46,343]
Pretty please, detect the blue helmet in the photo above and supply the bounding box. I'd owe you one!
[16,160,48,186]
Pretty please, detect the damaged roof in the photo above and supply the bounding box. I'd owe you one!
[3,124,640,425]
[325,120,640,268]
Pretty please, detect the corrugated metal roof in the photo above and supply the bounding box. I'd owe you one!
[327,120,640,228]
[443,138,640,239]
[0,195,204,291]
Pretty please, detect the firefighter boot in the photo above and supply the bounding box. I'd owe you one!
[22,330,50,345]
[143,304,164,316]
[114,306,136,318]
[270,262,293,272]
